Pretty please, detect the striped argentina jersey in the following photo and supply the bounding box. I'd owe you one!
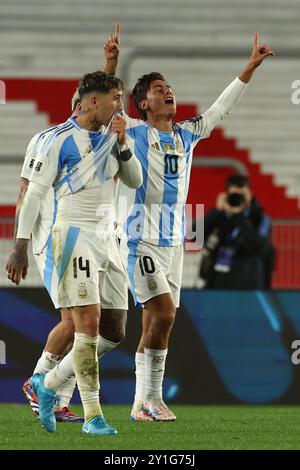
[117,77,247,247]
[117,116,201,247]
[28,117,120,234]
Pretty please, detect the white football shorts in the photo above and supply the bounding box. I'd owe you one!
[119,237,183,308]
[33,224,128,310]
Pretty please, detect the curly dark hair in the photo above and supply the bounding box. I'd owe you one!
[77,70,124,99]
[131,72,166,120]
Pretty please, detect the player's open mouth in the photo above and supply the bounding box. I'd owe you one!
[164,97,174,104]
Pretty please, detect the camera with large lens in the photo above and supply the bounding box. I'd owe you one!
[227,193,245,207]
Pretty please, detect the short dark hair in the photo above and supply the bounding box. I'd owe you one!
[131,72,166,119]
[226,173,250,190]
[77,71,123,99]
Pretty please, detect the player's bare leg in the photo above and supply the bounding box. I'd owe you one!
[131,293,177,422]
[98,308,127,357]
[137,308,151,354]
[44,308,75,355]
[144,293,176,348]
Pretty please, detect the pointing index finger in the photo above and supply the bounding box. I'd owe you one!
[115,23,120,43]
[253,32,259,49]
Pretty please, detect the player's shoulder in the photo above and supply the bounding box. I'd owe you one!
[124,113,147,128]
[174,114,203,130]
[38,119,76,154]
[47,119,76,141]
[25,124,59,156]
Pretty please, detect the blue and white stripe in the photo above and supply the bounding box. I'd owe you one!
[119,116,201,247]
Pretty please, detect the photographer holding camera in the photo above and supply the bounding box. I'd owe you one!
[198,173,275,289]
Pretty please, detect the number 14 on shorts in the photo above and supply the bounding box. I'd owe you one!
[73,257,91,278]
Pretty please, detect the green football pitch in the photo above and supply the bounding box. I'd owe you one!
[1,404,300,450]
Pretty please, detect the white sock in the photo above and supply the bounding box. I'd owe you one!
[144,348,168,402]
[73,332,102,422]
[33,351,61,374]
[44,349,74,392]
[133,352,145,408]
[55,376,76,410]
[44,335,119,398]
[97,335,119,359]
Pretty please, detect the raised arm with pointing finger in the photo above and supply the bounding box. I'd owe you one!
[178,32,274,140]
[103,23,120,76]
[239,32,274,83]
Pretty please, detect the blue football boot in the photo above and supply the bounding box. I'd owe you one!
[30,373,57,433]
[82,415,117,435]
